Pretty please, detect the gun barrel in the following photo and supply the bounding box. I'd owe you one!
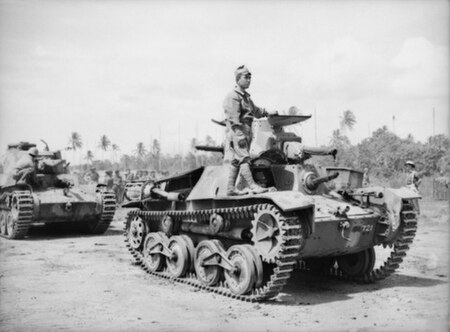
[195,145,224,153]
[151,187,185,201]
[302,146,337,157]
[306,172,339,190]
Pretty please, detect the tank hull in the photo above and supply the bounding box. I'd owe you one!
[31,188,103,223]
[0,186,116,239]
[123,164,419,301]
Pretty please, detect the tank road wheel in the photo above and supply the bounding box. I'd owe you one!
[166,236,190,278]
[242,244,264,288]
[142,233,165,272]
[337,248,375,277]
[251,205,283,263]
[194,240,223,287]
[127,216,147,250]
[224,245,256,295]
[179,235,195,272]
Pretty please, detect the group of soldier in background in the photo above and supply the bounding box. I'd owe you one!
[81,167,160,204]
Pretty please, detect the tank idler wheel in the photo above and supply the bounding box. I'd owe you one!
[194,240,224,287]
[179,235,196,272]
[5,195,21,238]
[143,233,166,272]
[0,211,6,235]
[166,236,190,278]
[224,245,257,295]
[128,216,147,250]
[337,248,376,277]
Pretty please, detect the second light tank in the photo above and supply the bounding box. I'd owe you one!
[0,142,116,239]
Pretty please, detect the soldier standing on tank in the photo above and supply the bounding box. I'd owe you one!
[14,147,40,184]
[223,65,270,196]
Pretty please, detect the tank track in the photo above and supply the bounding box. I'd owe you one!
[0,191,34,239]
[300,200,418,283]
[124,204,304,302]
[89,191,116,234]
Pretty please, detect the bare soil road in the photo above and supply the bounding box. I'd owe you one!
[1,198,448,332]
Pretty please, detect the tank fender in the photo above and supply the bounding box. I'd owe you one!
[386,186,421,200]
[257,190,315,235]
[257,190,315,212]
[365,186,421,236]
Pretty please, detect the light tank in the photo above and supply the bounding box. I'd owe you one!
[0,142,116,239]
[123,115,419,301]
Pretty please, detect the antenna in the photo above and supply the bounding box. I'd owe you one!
[314,108,318,146]
[433,107,435,136]
[392,115,396,134]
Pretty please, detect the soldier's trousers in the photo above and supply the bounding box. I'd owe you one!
[230,124,252,166]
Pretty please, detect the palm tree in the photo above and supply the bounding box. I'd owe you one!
[151,139,161,171]
[134,142,147,159]
[111,143,120,164]
[98,135,111,160]
[68,132,83,168]
[339,110,357,133]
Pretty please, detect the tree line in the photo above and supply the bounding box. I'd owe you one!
[4,110,446,180]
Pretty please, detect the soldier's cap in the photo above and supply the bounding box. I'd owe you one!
[90,167,96,171]
[106,170,113,175]
[405,160,415,168]
[235,65,251,79]
[28,147,39,157]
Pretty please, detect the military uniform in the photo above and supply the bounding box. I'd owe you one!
[90,169,100,183]
[405,161,421,190]
[223,87,268,166]
[14,148,38,184]
[406,170,421,189]
[104,171,114,189]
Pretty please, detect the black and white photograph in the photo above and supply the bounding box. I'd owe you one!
[0,1,448,331]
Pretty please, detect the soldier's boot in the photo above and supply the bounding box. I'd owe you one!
[226,165,241,196]
[239,163,268,194]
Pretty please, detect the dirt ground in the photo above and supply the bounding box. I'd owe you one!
[0,198,448,332]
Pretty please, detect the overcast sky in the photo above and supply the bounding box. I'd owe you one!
[0,0,448,163]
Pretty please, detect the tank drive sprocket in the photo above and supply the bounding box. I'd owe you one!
[81,191,116,234]
[251,204,305,264]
